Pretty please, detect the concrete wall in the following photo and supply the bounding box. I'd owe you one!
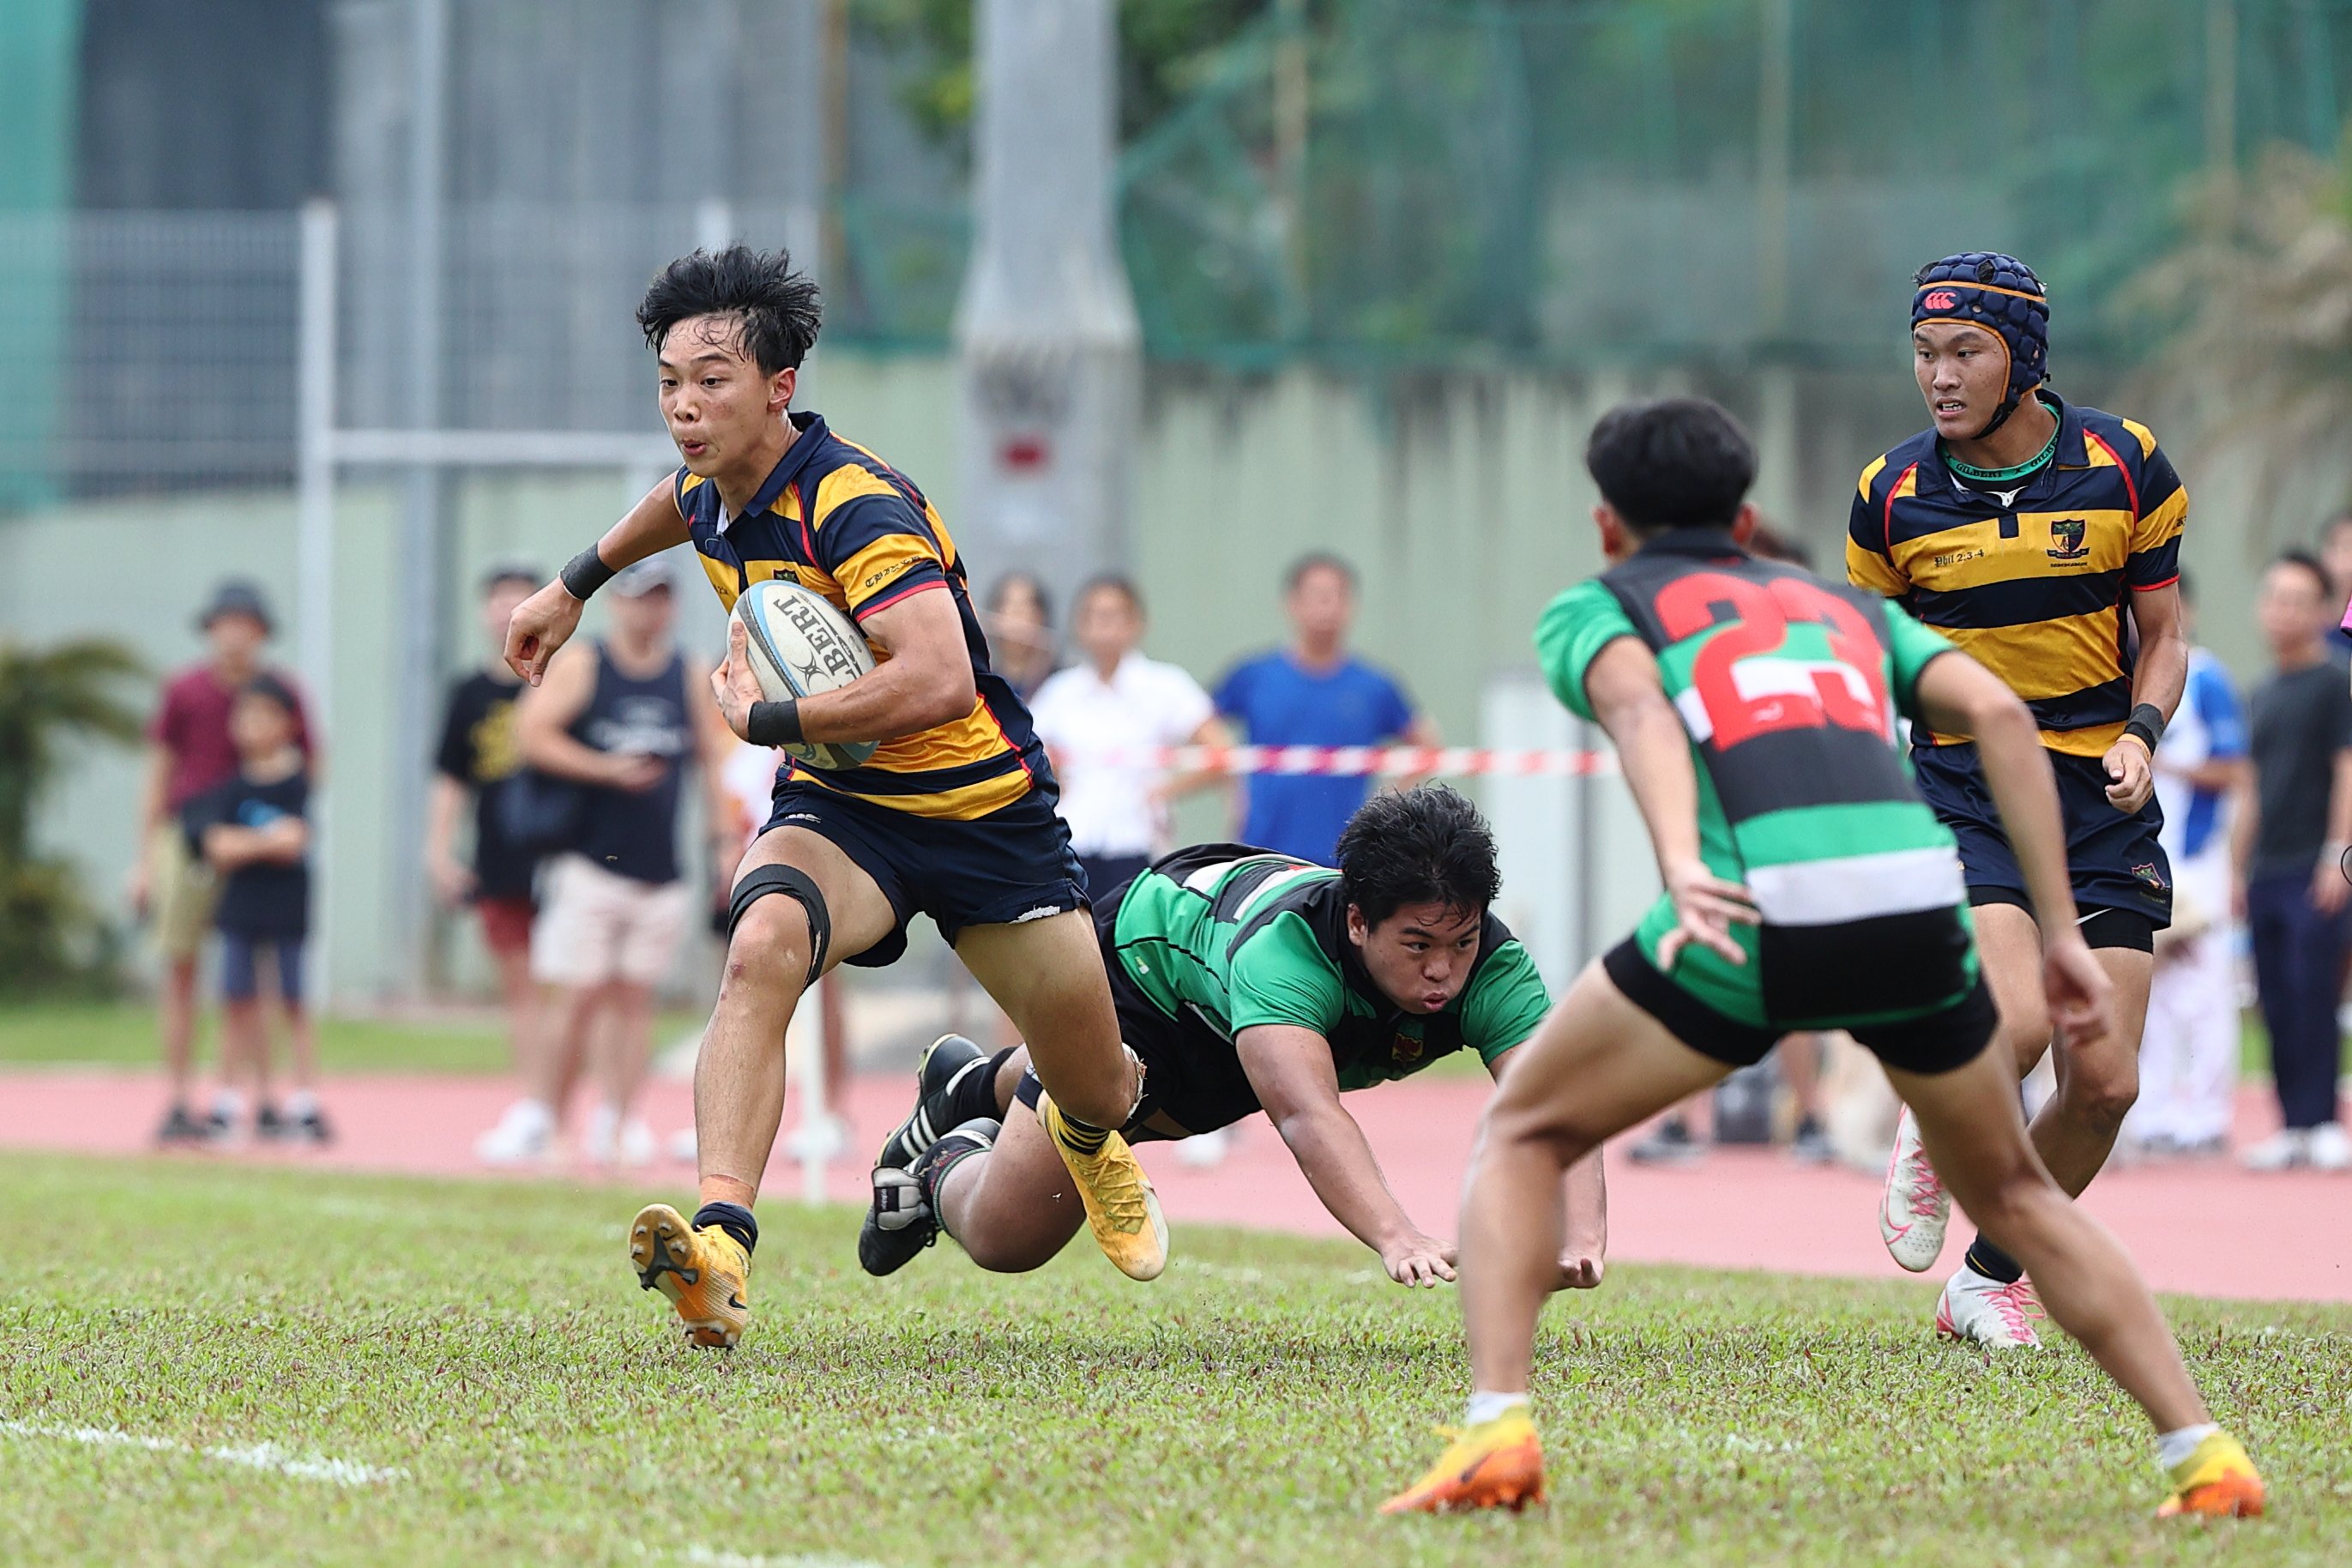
[3,350,2304,1002]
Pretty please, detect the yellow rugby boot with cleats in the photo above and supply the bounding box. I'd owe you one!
[1038,1092,1167,1282]
[1380,1409,1547,1515]
[2157,1431,2265,1520]
[628,1203,751,1348]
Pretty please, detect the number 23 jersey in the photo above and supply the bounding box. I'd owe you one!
[1535,528,1970,1028]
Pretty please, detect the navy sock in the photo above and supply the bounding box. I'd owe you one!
[1964,1235,2023,1284]
[693,1201,758,1257]
[943,1048,1016,1128]
[1053,1109,1111,1155]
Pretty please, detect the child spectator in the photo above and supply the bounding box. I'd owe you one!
[179,674,330,1144]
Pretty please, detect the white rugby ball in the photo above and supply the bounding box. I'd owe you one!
[733,579,879,770]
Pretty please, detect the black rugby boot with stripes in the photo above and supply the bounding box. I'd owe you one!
[874,1034,992,1173]
[858,1117,1000,1276]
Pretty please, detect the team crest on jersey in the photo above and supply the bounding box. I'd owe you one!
[2047,518,2090,562]
[1391,1029,1424,1065]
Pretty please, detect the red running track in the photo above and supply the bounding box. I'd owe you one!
[2,1068,2346,1305]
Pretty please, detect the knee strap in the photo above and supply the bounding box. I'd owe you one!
[727,865,831,988]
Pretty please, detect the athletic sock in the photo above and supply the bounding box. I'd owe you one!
[1464,1390,1531,1427]
[209,1089,244,1122]
[285,1088,319,1119]
[1052,1109,1111,1155]
[693,1201,758,1257]
[943,1049,1016,1126]
[1963,1236,2025,1285]
[2156,1423,2221,1474]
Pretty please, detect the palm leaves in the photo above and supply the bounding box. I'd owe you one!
[0,637,146,993]
[2126,142,2352,527]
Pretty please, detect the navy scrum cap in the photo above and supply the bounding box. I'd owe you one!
[1912,251,2048,439]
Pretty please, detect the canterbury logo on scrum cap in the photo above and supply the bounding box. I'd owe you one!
[1921,290,1958,311]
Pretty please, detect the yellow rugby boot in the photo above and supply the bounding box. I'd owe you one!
[628,1203,751,1348]
[1038,1093,1167,1282]
[1380,1409,1547,1515]
[2156,1430,2265,1520]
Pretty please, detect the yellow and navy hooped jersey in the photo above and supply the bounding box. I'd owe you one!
[1845,395,2186,759]
[678,411,1046,820]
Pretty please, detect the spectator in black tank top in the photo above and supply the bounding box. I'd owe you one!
[433,565,546,1157]
[481,558,736,1167]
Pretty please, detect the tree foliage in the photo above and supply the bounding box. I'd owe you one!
[0,637,147,996]
[852,0,1274,154]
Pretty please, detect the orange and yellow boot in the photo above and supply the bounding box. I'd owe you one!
[1379,1408,1547,1516]
[2157,1430,2265,1520]
[628,1203,751,1348]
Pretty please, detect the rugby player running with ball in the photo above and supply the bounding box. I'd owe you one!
[855,785,1607,1290]
[1848,255,2188,1348]
[1384,399,2261,1521]
[504,246,1167,1350]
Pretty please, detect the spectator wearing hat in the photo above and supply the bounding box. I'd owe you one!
[475,557,736,1166]
[134,579,317,1146]
[428,564,547,1092]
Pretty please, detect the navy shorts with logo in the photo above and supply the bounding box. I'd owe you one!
[1910,741,2170,938]
[760,775,1087,966]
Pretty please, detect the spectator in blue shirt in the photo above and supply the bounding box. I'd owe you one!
[1213,553,1437,863]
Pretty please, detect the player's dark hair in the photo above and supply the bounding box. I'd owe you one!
[2274,549,2331,597]
[1336,784,1501,929]
[986,570,1053,628]
[1585,398,1758,535]
[238,672,299,716]
[1076,574,1145,616]
[481,562,541,595]
[1285,552,1358,594]
[637,245,821,375]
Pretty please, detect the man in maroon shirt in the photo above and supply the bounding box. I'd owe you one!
[130,581,316,1143]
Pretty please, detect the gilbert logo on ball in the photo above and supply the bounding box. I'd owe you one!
[733,579,879,771]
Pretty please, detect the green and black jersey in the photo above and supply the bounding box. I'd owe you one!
[1096,843,1552,1135]
[1535,528,1978,1033]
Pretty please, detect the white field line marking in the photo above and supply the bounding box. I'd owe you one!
[0,1420,407,1485]
[641,1547,891,1568]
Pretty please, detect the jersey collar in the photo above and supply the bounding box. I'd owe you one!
[716,411,827,534]
[1916,391,2086,502]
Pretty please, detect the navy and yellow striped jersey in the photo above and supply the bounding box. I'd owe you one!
[1845,394,2186,759]
[678,411,1047,821]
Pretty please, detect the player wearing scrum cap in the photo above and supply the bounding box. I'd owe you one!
[504,246,1167,1351]
[1847,254,2190,1349]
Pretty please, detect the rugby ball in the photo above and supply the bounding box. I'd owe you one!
[733,579,879,770]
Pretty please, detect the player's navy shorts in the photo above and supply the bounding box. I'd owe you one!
[1010,890,1258,1143]
[760,776,1087,967]
[1910,741,2168,949]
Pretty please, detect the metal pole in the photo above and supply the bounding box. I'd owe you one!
[395,0,449,999]
[297,200,339,1005]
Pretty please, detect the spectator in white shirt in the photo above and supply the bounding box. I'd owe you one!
[1029,576,1228,902]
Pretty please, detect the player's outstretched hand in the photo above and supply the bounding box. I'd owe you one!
[1381,1233,1457,1288]
[709,620,766,742]
[2043,934,2114,1052]
[1655,857,1758,971]
[506,580,585,686]
[2102,735,2155,812]
[1553,1251,1605,1292]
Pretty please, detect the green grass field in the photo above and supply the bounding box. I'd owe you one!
[2,1155,2343,1567]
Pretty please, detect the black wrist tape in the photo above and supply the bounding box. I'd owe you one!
[559,546,617,601]
[746,698,804,747]
[2123,703,2164,752]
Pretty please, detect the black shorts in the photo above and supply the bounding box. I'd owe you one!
[760,778,1087,967]
[1011,891,1260,1142]
[1912,742,2172,932]
[1965,888,2157,953]
[1602,938,1998,1077]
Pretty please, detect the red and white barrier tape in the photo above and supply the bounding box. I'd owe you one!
[1078,745,1618,778]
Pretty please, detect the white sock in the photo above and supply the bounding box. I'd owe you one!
[1464,1390,1530,1427]
[511,1098,554,1131]
[210,1089,244,1121]
[2156,1424,2219,1472]
[285,1089,319,1119]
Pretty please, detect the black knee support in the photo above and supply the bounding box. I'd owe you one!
[727,865,831,987]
